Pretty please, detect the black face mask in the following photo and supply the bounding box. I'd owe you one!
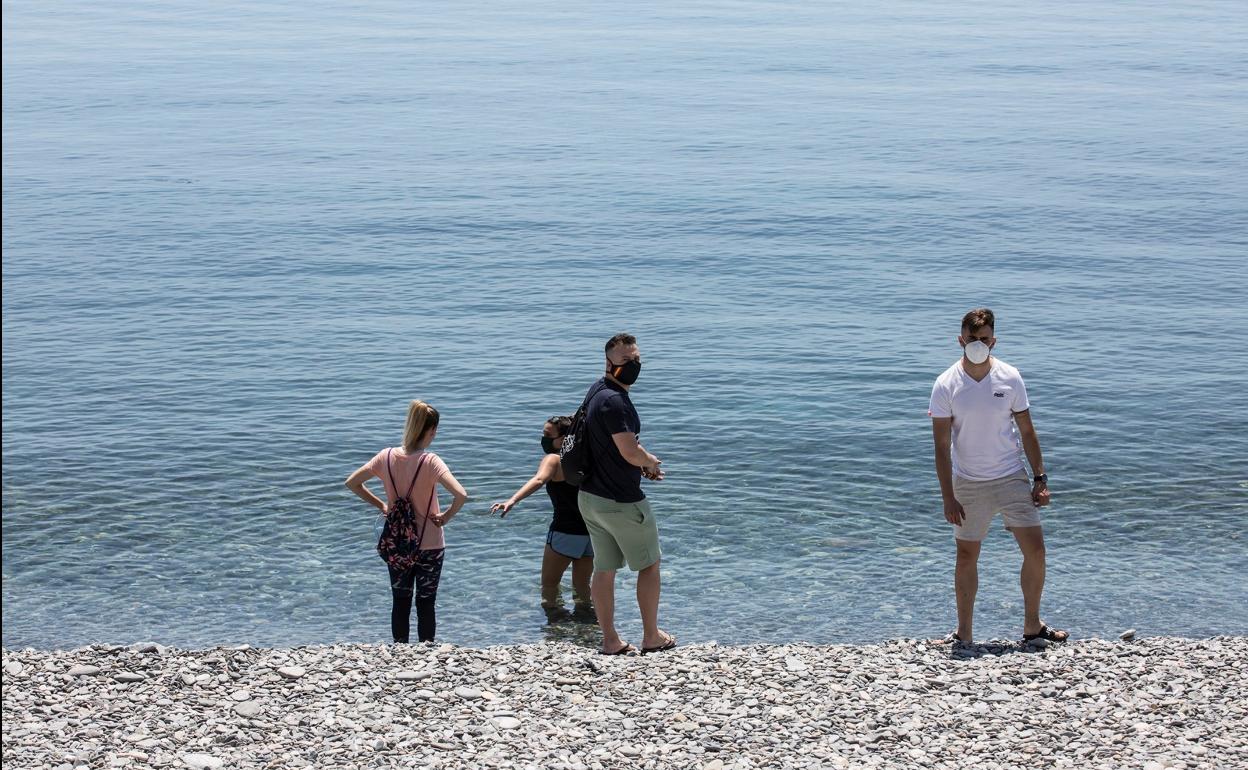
[609,358,642,386]
[541,436,557,455]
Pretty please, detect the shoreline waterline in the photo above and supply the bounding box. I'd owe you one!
[4,637,1245,769]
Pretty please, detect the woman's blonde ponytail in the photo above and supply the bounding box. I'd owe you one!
[403,400,440,452]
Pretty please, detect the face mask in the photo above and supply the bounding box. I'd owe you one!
[609,358,642,386]
[541,436,557,455]
[964,340,991,365]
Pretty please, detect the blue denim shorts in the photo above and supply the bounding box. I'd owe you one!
[546,528,594,560]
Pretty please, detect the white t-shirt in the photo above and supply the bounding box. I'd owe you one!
[928,358,1030,482]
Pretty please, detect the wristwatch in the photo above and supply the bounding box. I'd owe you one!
[1034,473,1048,485]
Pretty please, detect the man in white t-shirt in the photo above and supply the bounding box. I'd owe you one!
[929,308,1068,646]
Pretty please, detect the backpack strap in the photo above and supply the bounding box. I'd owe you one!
[578,380,609,416]
[385,449,431,506]
[424,474,438,516]
[403,454,430,501]
[384,448,397,492]
[413,456,439,549]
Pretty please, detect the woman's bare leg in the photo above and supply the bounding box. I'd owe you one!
[541,545,574,608]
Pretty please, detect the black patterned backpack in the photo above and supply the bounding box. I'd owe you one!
[377,449,436,572]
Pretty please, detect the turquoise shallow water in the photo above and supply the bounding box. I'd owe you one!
[4,0,1247,650]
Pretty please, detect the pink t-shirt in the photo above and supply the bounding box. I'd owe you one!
[365,448,452,551]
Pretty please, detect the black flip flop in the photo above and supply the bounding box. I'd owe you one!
[1022,624,1069,644]
[641,634,677,655]
[599,643,637,656]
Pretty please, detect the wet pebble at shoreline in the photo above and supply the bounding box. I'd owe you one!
[3,637,1245,769]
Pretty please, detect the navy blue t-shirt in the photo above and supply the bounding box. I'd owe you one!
[580,378,644,503]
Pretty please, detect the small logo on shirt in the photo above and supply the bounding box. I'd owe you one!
[993,392,1005,398]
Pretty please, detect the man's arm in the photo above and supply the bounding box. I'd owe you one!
[931,417,965,524]
[1012,409,1050,506]
[611,431,663,479]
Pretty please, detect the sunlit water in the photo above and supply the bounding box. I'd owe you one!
[4,0,1246,649]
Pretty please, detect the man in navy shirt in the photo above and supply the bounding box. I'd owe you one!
[578,333,675,655]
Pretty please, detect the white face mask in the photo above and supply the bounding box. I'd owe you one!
[964,340,991,364]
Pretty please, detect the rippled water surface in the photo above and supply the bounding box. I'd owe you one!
[4,0,1247,649]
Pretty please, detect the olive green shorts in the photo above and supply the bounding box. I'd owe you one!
[577,490,662,572]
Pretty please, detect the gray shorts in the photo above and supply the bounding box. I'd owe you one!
[953,470,1042,542]
[577,490,661,572]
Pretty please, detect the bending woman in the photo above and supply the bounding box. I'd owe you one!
[346,400,468,643]
[492,416,594,620]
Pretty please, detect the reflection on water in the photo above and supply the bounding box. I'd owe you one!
[540,605,601,649]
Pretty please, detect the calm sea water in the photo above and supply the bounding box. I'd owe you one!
[4,0,1247,650]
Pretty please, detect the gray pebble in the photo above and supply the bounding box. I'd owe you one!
[67,665,101,677]
[233,700,262,717]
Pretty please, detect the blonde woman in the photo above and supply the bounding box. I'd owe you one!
[346,400,468,643]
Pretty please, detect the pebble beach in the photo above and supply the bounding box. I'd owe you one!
[3,636,1245,770]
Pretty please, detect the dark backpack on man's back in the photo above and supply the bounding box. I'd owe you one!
[560,382,607,487]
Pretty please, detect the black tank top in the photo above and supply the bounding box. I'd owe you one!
[545,479,588,536]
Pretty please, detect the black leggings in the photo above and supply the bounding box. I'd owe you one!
[387,549,445,643]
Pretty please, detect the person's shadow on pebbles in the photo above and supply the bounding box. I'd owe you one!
[941,639,1056,660]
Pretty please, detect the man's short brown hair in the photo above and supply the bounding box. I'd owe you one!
[605,333,637,353]
[961,308,995,334]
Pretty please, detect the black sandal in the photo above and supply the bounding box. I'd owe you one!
[641,633,677,655]
[1022,624,1069,644]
